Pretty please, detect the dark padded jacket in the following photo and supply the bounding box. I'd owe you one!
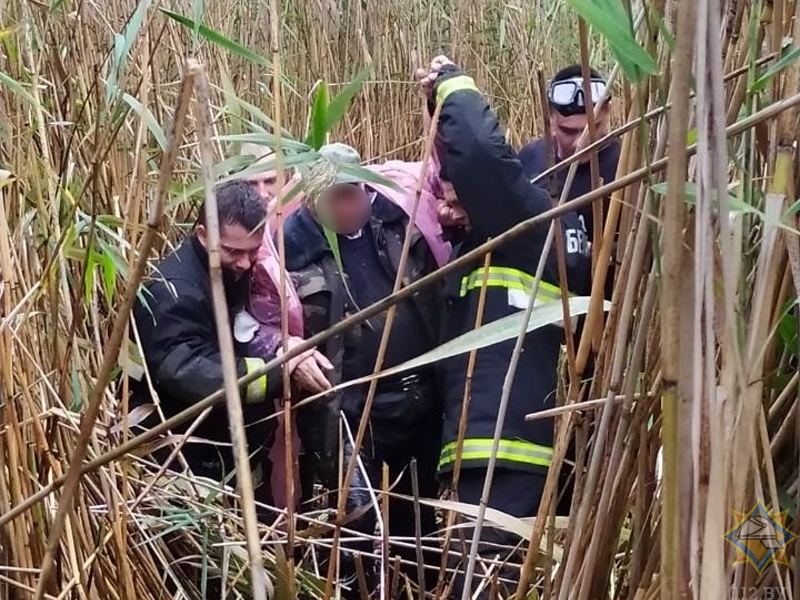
[284,194,442,463]
[519,137,621,298]
[127,236,283,483]
[431,66,591,475]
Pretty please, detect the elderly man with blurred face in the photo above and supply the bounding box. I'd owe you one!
[519,64,620,298]
[126,180,326,518]
[280,143,445,598]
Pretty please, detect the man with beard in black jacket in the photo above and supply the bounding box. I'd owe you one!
[126,180,329,514]
[415,56,590,599]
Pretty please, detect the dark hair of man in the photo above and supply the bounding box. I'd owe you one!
[196,180,267,232]
[552,64,603,83]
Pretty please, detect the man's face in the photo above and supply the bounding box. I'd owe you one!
[243,149,287,204]
[549,105,611,162]
[196,223,264,280]
[246,170,282,204]
[437,180,471,233]
[314,183,372,235]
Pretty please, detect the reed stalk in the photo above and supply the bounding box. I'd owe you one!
[31,62,195,600]
[659,3,696,599]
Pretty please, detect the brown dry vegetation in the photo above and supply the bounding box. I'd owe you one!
[0,0,799,599]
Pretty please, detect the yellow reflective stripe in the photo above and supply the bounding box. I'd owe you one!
[440,439,554,462]
[243,357,268,404]
[459,266,563,302]
[436,75,480,105]
[439,438,553,470]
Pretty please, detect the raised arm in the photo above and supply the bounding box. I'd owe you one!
[420,59,553,241]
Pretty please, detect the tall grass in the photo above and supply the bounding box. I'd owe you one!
[1,0,799,598]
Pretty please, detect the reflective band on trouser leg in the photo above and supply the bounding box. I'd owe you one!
[438,438,553,471]
[243,357,268,404]
[459,266,563,305]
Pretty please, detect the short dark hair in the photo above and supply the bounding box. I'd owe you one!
[552,64,604,83]
[196,180,266,232]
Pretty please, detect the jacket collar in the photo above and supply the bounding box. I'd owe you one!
[188,234,209,270]
[284,191,406,272]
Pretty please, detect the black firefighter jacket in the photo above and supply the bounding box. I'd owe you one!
[127,235,283,483]
[431,66,592,475]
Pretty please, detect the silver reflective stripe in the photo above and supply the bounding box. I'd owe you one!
[119,340,145,381]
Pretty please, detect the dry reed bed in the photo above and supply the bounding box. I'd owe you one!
[0,0,798,598]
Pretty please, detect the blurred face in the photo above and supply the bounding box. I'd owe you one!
[549,105,610,162]
[314,184,372,235]
[196,223,264,280]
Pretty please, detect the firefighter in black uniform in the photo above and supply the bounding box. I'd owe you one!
[416,56,590,598]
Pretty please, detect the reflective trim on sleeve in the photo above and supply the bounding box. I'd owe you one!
[120,340,145,382]
[243,357,268,404]
[436,75,480,105]
[438,438,553,471]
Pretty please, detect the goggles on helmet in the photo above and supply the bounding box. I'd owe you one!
[547,77,608,115]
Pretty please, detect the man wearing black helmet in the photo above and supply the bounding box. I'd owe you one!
[520,65,620,299]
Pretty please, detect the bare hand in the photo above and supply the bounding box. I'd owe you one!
[278,336,333,394]
[291,352,333,394]
[414,55,456,93]
[433,180,470,230]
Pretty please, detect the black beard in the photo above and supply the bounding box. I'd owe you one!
[222,267,251,307]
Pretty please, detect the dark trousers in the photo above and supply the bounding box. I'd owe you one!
[447,467,546,600]
[326,411,442,600]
